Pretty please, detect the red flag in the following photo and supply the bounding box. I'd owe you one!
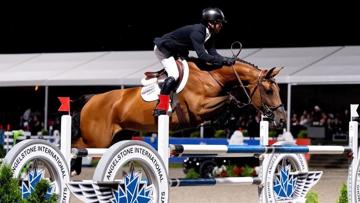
[58,97,70,112]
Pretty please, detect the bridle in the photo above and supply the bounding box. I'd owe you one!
[255,76,284,120]
[211,41,284,120]
[229,67,283,120]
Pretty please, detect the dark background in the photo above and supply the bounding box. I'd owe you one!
[0,2,358,53]
[0,2,359,131]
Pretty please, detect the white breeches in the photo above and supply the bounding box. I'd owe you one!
[154,45,179,80]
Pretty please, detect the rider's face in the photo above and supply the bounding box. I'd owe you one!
[209,22,223,34]
[214,22,223,33]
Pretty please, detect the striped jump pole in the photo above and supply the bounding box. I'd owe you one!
[170,144,352,156]
[170,177,261,187]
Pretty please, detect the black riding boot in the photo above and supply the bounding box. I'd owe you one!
[154,76,177,116]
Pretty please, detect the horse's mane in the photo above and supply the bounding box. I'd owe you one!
[187,56,261,71]
[236,59,261,70]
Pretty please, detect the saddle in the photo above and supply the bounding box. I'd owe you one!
[140,59,189,102]
[143,60,185,84]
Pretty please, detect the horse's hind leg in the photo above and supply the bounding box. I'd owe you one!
[69,137,87,176]
[70,125,119,176]
[70,124,118,176]
[79,120,115,148]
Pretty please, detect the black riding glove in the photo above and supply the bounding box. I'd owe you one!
[223,57,236,66]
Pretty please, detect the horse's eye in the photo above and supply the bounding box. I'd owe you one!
[266,89,273,95]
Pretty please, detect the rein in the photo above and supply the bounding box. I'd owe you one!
[226,41,252,108]
[207,41,261,110]
[229,68,263,109]
[227,41,285,119]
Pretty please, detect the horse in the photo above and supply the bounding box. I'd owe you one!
[71,59,286,149]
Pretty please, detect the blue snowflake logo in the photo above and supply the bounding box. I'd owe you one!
[21,169,55,199]
[112,165,154,203]
[273,164,297,200]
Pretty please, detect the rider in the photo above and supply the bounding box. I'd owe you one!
[153,7,236,116]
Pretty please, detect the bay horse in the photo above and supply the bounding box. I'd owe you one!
[71,59,286,149]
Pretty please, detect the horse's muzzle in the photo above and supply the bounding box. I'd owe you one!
[263,104,286,129]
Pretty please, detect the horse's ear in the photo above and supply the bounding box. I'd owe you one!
[265,67,283,78]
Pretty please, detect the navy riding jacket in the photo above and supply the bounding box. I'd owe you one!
[154,23,225,66]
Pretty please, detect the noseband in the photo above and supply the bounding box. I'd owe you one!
[262,103,284,120]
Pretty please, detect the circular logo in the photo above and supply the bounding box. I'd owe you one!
[4,139,70,203]
[92,140,169,203]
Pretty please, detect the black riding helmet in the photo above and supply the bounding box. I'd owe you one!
[201,8,227,24]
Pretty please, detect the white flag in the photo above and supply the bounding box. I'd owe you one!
[350,104,359,118]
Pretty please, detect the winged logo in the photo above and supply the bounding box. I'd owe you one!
[273,161,322,201]
[67,163,154,203]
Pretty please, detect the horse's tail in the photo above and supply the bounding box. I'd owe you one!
[71,94,94,142]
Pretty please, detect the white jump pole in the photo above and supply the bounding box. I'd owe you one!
[158,114,169,173]
[60,115,72,174]
[259,115,269,202]
[260,115,269,146]
[348,104,359,203]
